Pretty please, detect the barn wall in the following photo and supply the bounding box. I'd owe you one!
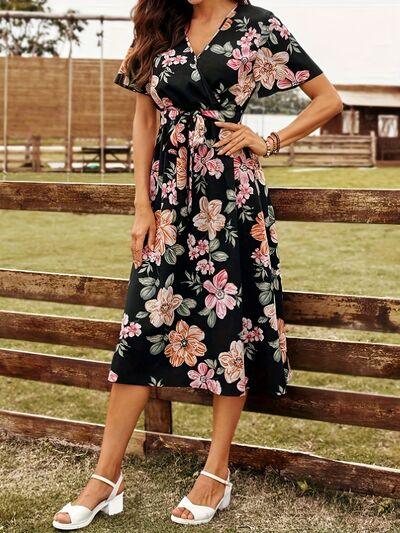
[0,56,135,139]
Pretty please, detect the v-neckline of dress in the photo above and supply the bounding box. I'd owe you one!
[185,2,239,60]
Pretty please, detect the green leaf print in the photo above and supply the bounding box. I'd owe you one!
[165,273,174,288]
[209,238,220,253]
[140,285,156,300]
[211,251,229,262]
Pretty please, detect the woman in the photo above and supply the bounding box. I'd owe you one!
[53,0,342,528]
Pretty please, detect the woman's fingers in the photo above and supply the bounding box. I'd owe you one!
[218,133,248,156]
[147,224,156,251]
[131,233,145,268]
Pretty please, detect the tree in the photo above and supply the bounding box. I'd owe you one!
[0,0,87,56]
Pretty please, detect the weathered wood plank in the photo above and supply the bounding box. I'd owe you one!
[0,409,399,498]
[1,182,399,223]
[1,270,399,334]
[0,349,399,430]
[155,386,400,431]
[1,312,399,379]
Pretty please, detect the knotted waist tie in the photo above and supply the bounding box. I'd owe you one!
[159,106,227,270]
[159,106,226,213]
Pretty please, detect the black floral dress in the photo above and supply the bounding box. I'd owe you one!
[108,3,323,396]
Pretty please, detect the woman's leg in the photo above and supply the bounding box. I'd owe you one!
[54,383,150,524]
[171,392,248,520]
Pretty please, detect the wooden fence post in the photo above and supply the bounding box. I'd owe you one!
[144,398,173,434]
[370,130,377,167]
[31,135,41,172]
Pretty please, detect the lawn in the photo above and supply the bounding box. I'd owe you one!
[0,167,399,532]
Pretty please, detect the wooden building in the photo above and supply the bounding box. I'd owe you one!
[321,84,400,162]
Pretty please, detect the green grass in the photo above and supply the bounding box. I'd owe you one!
[0,168,399,532]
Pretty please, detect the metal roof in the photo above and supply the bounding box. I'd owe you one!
[334,85,400,108]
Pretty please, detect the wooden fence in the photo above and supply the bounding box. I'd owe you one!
[260,132,376,167]
[0,181,399,499]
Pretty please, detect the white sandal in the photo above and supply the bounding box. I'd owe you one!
[52,473,124,530]
[170,468,232,525]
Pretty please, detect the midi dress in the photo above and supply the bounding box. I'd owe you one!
[108,4,324,397]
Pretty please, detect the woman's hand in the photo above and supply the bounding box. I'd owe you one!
[131,201,156,268]
[214,121,267,157]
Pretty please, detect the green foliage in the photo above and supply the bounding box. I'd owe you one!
[0,0,87,56]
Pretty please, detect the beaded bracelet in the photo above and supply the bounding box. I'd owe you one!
[262,131,281,157]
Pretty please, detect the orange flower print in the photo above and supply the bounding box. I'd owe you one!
[250,212,269,254]
[154,209,177,255]
[145,286,183,327]
[263,303,278,330]
[165,319,206,367]
[193,197,226,240]
[218,340,245,383]
[176,146,188,189]
[278,318,287,363]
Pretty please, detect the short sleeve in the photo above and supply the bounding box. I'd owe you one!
[114,37,149,94]
[254,11,323,98]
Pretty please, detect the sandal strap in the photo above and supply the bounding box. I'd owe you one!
[90,473,116,488]
[200,469,230,486]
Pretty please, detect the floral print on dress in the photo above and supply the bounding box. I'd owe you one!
[109,4,323,396]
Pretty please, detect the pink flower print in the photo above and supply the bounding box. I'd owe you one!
[237,375,249,395]
[108,370,118,383]
[196,258,215,275]
[154,209,177,255]
[227,43,257,75]
[197,239,209,255]
[277,67,311,90]
[218,340,245,383]
[176,146,188,190]
[194,145,224,178]
[161,178,177,205]
[238,28,260,46]
[279,25,290,39]
[234,151,256,184]
[170,122,186,147]
[188,362,222,394]
[242,317,252,330]
[253,326,264,342]
[193,197,225,240]
[254,48,290,91]
[268,17,283,32]
[187,233,196,247]
[236,182,254,207]
[119,313,142,339]
[144,286,183,327]
[203,269,238,319]
[263,303,278,330]
[206,157,224,179]
[251,247,270,268]
[142,246,162,266]
[189,247,200,260]
[163,53,187,67]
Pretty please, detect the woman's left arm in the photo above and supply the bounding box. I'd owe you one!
[214,74,343,157]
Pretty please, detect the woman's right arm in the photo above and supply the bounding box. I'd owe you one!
[131,93,159,268]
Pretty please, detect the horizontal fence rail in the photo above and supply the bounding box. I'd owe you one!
[0,348,399,431]
[1,409,399,498]
[1,182,400,223]
[1,269,399,333]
